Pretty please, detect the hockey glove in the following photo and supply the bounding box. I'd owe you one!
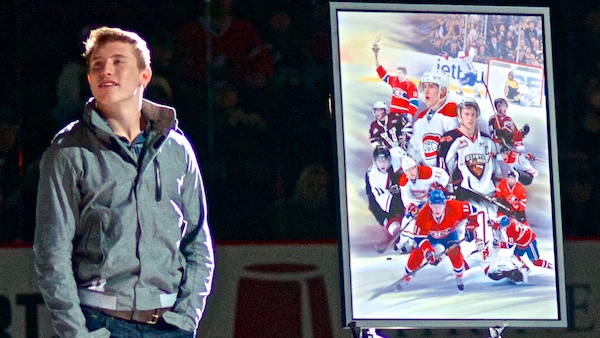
[465,229,476,242]
[520,123,530,136]
[389,184,400,194]
[406,203,419,218]
[421,241,440,266]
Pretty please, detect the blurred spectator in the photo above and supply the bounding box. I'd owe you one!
[487,35,502,59]
[50,25,97,132]
[473,45,488,63]
[0,104,23,243]
[256,165,335,240]
[175,0,273,89]
[208,81,273,239]
[502,39,515,61]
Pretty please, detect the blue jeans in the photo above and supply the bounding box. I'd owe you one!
[82,306,195,338]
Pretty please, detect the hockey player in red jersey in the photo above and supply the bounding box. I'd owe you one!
[395,156,450,253]
[368,101,413,154]
[399,190,479,291]
[372,37,419,117]
[409,69,460,166]
[489,98,538,185]
[491,216,554,275]
[494,171,527,222]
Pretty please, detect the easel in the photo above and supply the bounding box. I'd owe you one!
[349,322,511,338]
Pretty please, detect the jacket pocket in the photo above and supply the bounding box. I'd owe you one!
[77,219,105,265]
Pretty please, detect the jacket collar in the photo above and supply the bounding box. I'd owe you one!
[83,98,178,138]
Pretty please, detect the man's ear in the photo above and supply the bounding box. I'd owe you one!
[141,68,152,87]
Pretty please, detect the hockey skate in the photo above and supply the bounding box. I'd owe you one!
[395,276,411,291]
[456,276,464,291]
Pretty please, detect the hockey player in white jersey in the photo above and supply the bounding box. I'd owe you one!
[437,99,501,255]
[409,69,460,166]
[395,156,450,253]
[455,47,484,98]
[365,146,405,245]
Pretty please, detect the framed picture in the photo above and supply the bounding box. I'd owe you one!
[330,2,567,330]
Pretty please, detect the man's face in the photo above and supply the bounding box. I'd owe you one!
[459,106,478,133]
[374,108,386,121]
[404,166,417,180]
[430,202,446,218]
[422,82,442,108]
[397,69,407,81]
[497,102,508,115]
[87,41,151,111]
[375,157,391,173]
[507,176,516,187]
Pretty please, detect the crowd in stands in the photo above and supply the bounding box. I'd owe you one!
[0,1,599,243]
[420,14,545,67]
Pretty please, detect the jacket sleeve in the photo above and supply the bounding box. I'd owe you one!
[170,143,215,331]
[33,148,91,337]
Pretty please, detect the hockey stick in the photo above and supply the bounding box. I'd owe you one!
[368,237,467,300]
[374,213,415,254]
[457,186,511,213]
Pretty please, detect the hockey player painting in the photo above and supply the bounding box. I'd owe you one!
[437,99,500,252]
[489,97,538,185]
[395,156,450,253]
[454,46,484,98]
[409,69,460,166]
[365,145,405,247]
[494,170,528,222]
[372,37,419,117]
[368,100,413,164]
[490,216,554,275]
[397,190,479,291]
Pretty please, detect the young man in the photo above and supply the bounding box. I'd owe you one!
[34,27,215,337]
[368,100,413,154]
[409,69,459,166]
[365,145,405,247]
[372,38,419,117]
[437,99,500,252]
[494,170,528,222]
[491,216,554,274]
[489,97,538,185]
[395,156,450,253]
[399,190,478,291]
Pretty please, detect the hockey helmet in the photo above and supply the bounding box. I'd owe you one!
[456,98,480,118]
[429,189,447,205]
[401,156,417,172]
[506,170,517,178]
[499,216,511,227]
[457,50,465,58]
[419,69,450,93]
[372,101,388,115]
[494,98,508,111]
[372,145,391,161]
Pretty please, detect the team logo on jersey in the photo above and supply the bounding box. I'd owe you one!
[465,153,487,179]
[392,87,407,98]
[422,133,441,160]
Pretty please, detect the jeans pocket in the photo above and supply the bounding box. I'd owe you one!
[81,306,107,331]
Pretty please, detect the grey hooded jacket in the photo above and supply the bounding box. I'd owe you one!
[34,99,215,337]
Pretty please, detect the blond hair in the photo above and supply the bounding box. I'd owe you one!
[83,27,151,71]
